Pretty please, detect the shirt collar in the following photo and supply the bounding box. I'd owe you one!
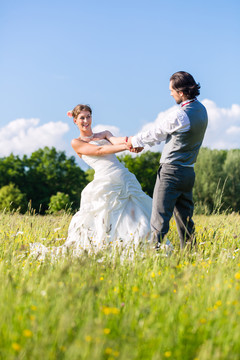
[180,98,196,107]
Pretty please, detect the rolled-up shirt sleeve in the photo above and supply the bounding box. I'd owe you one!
[131,107,190,148]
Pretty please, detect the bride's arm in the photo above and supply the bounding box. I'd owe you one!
[71,138,130,157]
[102,130,128,145]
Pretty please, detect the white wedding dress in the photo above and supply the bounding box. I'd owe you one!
[30,139,152,258]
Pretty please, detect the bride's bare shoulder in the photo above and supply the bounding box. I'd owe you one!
[94,130,113,141]
[71,137,82,146]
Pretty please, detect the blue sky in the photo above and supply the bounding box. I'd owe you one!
[1,0,240,166]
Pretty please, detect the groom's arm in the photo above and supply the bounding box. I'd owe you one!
[129,107,190,148]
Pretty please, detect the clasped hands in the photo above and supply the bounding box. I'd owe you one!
[126,136,144,153]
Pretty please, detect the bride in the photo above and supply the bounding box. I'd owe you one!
[31,104,152,257]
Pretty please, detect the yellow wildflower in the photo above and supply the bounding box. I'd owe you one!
[235,272,240,280]
[164,351,172,357]
[85,335,92,342]
[104,328,111,334]
[23,329,33,338]
[12,343,21,351]
[105,348,112,354]
[102,306,120,315]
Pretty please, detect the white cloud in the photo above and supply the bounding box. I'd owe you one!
[226,126,240,135]
[202,100,240,149]
[0,118,69,157]
[92,124,121,137]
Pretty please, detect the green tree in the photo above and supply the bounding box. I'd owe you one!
[47,192,71,214]
[24,147,88,212]
[85,168,95,182]
[0,183,27,212]
[0,154,26,190]
[222,150,240,211]
[118,151,160,196]
[193,148,227,213]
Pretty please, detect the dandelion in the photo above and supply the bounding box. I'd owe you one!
[12,343,21,351]
[31,305,37,311]
[105,348,112,354]
[151,272,155,278]
[23,329,33,338]
[111,307,120,314]
[100,277,104,281]
[235,272,240,280]
[200,318,207,324]
[104,328,111,334]
[85,335,92,342]
[102,306,120,315]
[164,351,172,357]
[132,286,139,292]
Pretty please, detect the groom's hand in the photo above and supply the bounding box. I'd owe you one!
[127,136,144,153]
[130,147,144,153]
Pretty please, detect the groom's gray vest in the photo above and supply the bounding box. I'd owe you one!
[160,99,208,166]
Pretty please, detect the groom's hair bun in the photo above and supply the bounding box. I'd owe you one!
[170,71,200,99]
[72,104,92,119]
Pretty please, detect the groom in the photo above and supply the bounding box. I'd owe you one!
[128,71,208,249]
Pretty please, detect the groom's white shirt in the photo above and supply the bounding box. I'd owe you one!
[131,100,192,148]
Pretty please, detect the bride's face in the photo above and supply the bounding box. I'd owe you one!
[74,110,92,132]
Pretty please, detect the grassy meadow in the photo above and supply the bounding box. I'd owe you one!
[0,212,240,360]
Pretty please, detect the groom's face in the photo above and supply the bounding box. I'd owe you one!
[169,80,183,104]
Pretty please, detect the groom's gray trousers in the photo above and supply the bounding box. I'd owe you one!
[151,163,195,249]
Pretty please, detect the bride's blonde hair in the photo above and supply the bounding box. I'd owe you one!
[71,104,92,119]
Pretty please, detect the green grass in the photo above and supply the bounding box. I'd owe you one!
[0,213,240,360]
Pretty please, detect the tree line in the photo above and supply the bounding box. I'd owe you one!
[0,147,239,214]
